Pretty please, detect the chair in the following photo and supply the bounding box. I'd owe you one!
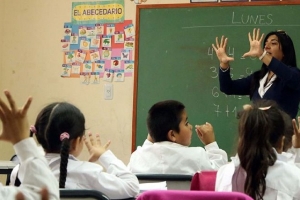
[60,189,110,200]
[5,154,20,186]
[60,189,136,200]
[136,174,193,190]
[190,170,217,191]
[136,190,253,200]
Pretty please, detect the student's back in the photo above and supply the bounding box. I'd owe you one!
[33,102,139,199]
[215,100,300,199]
[128,100,228,175]
[0,90,59,200]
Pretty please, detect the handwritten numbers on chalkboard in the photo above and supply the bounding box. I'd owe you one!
[214,104,237,117]
[228,47,234,58]
[210,66,218,78]
[214,104,222,117]
[208,47,214,60]
[232,106,237,117]
[246,68,252,75]
[212,86,220,98]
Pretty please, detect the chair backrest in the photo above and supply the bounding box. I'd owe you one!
[60,189,110,200]
[190,170,217,191]
[5,154,20,186]
[136,190,253,200]
[136,174,193,190]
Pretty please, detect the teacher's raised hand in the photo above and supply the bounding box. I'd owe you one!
[242,28,264,58]
[212,35,234,70]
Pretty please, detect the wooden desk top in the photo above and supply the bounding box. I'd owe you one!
[0,161,17,169]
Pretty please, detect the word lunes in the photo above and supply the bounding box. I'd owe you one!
[231,12,273,25]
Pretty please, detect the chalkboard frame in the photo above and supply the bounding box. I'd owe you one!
[131,1,300,152]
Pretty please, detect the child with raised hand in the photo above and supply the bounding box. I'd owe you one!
[32,102,139,199]
[128,100,228,175]
[215,100,300,199]
[0,90,59,200]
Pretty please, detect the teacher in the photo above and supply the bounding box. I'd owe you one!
[212,28,300,119]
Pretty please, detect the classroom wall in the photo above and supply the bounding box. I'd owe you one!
[0,0,188,183]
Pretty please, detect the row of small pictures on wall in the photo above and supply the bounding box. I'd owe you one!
[191,0,284,2]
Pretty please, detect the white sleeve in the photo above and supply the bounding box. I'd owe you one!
[85,150,140,199]
[204,141,228,170]
[290,148,300,168]
[0,138,59,200]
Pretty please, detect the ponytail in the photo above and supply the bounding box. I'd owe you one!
[238,105,284,199]
[59,132,70,188]
[34,102,85,189]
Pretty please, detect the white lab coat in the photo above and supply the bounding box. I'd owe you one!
[128,139,228,175]
[9,145,45,186]
[215,151,300,200]
[45,150,139,199]
[282,147,300,168]
[0,138,59,200]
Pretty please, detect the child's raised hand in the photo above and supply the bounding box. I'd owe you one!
[84,132,111,162]
[195,122,215,145]
[292,117,300,148]
[0,90,32,144]
[212,35,234,67]
[242,28,264,58]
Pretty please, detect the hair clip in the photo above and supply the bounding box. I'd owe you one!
[60,132,70,141]
[258,106,271,111]
[243,104,252,111]
[277,30,289,36]
[30,125,37,134]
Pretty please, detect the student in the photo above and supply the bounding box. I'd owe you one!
[128,100,228,175]
[0,90,59,200]
[212,28,300,118]
[32,102,139,199]
[215,100,300,199]
[280,108,300,167]
[9,126,45,186]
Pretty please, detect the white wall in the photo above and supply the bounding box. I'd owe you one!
[0,0,188,182]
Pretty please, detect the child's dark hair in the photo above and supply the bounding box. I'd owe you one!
[34,102,85,188]
[147,100,185,142]
[237,100,285,199]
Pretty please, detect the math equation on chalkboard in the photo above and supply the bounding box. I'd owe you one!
[207,46,255,117]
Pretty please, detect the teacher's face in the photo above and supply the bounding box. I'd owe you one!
[264,34,284,61]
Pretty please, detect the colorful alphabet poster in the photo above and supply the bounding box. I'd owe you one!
[61,19,135,84]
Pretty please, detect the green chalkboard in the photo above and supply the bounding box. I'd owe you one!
[132,1,300,156]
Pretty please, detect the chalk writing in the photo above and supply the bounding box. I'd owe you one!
[231,12,273,25]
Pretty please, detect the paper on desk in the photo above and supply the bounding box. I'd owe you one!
[139,181,167,192]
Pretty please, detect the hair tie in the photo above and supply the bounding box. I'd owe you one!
[60,132,70,141]
[258,106,271,111]
[30,125,37,134]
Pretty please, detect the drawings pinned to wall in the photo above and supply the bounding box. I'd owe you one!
[60,1,134,85]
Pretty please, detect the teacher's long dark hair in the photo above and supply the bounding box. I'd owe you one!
[250,30,297,99]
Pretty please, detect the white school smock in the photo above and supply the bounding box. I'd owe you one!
[45,150,139,199]
[127,139,228,175]
[282,147,300,168]
[0,138,59,200]
[215,151,300,200]
[9,145,45,186]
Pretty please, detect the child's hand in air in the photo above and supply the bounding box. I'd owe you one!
[195,122,215,145]
[84,132,111,162]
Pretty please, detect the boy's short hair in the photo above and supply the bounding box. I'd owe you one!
[147,100,185,142]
